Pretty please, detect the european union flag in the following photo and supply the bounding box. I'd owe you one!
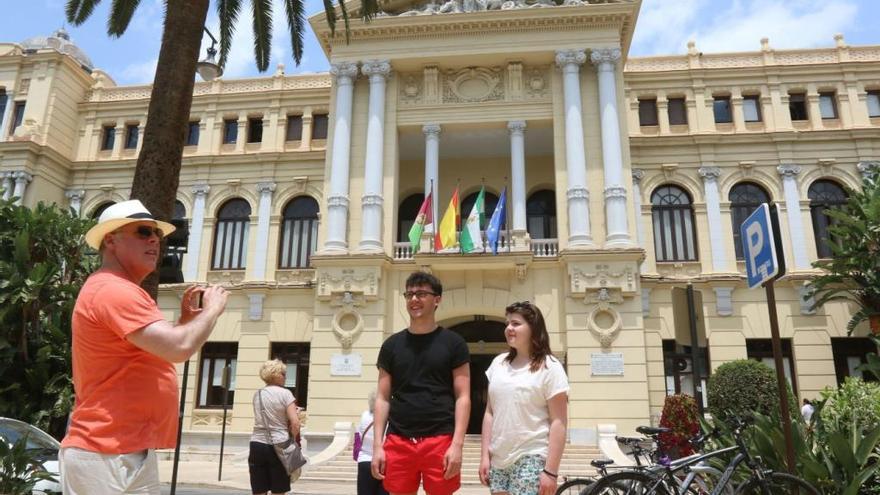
[486,187,507,255]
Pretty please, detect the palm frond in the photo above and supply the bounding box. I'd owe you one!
[66,0,103,25]
[252,0,273,72]
[283,0,306,65]
[360,0,380,20]
[338,0,351,44]
[216,0,243,69]
[107,0,143,37]
[322,0,338,36]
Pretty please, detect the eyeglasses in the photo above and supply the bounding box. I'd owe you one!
[132,225,164,240]
[403,290,437,300]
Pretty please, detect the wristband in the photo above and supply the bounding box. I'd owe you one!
[542,468,558,478]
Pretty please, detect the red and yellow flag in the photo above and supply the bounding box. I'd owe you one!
[435,186,460,251]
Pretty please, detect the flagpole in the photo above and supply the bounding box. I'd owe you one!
[505,176,511,253]
[430,178,435,254]
[456,178,461,253]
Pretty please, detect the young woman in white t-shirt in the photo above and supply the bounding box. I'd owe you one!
[479,301,570,495]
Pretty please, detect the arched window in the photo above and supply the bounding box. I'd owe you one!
[809,180,848,258]
[461,190,501,230]
[91,201,115,219]
[651,185,697,262]
[279,197,319,269]
[729,182,770,260]
[397,193,424,242]
[211,198,251,270]
[526,189,556,239]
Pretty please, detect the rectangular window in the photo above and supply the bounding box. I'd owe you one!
[286,115,303,141]
[311,114,328,140]
[0,91,7,130]
[270,343,311,408]
[746,339,798,395]
[185,121,200,146]
[662,340,710,408]
[638,99,658,126]
[247,117,263,143]
[124,124,139,149]
[197,342,238,408]
[12,101,26,134]
[713,96,732,123]
[819,92,838,119]
[667,98,687,125]
[743,95,762,122]
[789,92,808,121]
[101,126,116,151]
[223,119,238,144]
[831,338,879,385]
[868,90,880,118]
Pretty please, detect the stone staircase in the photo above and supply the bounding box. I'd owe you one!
[301,435,602,485]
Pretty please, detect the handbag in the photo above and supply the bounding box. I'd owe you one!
[352,421,373,461]
[258,388,308,475]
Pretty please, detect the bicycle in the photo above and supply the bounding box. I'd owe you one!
[584,417,820,495]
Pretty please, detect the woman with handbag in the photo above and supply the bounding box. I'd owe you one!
[355,391,388,495]
[249,359,304,495]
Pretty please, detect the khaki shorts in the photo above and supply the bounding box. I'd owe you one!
[60,447,160,495]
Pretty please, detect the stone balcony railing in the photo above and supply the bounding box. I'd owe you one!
[391,233,559,260]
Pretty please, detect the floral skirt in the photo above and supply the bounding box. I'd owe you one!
[488,454,545,495]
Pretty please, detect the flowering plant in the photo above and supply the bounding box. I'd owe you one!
[658,394,700,459]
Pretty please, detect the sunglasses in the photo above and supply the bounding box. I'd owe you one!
[403,290,437,300]
[131,225,164,240]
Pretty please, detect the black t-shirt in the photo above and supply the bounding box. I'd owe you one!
[376,326,470,438]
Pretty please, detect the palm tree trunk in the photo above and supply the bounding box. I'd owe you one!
[130,0,210,299]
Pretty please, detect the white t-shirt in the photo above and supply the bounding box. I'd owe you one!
[356,410,377,463]
[486,352,569,469]
[251,385,296,444]
[801,403,815,422]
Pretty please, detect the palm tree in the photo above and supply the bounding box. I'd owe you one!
[64,0,377,297]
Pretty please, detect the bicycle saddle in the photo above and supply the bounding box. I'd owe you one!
[615,436,645,445]
[591,459,615,468]
[636,426,671,436]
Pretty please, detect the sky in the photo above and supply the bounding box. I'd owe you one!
[0,0,878,86]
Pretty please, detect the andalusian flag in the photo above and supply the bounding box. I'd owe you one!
[408,192,433,253]
[435,186,460,251]
[460,186,485,253]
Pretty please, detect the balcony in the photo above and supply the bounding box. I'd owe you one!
[392,231,558,260]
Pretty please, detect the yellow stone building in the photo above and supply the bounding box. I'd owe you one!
[1,0,879,451]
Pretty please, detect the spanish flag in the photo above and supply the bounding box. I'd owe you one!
[435,186,460,251]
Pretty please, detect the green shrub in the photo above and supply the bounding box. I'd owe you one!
[658,394,700,459]
[707,359,796,422]
[820,377,880,436]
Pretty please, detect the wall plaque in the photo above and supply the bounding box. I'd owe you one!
[330,353,363,376]
[591,352,624,376]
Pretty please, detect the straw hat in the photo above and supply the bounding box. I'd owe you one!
[85,200,176,249]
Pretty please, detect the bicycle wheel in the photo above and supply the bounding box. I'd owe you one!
[734,472,820,495]
[681,465,735,495]
[585,471,670,495]
[556,478,595,495]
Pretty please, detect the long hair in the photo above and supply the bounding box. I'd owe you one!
[504,301,554,372]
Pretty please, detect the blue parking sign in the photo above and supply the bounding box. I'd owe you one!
[741,203,785,289]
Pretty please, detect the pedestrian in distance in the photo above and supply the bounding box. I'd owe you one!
[479,301,569,495]
[357,390,389,495]
[249,359,303,495]
[801,398,815,423]
[60,200,228,495]
[372,271,471,495]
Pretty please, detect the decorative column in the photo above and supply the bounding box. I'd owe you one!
[12,171,32,205]
[423,123,441,237]
[253,182,276,280]
[359,59,392,252]
[698,166,728,272]
[0,172,12,200]
[777,164,810,270]
[632,169,646,273]
[555,49,592,246]
[184,182,210,282]
[0,90,14,139]
[508,120,528,249]
[65,189,85,216]
[323,61,359,252]
[591,47,631,246]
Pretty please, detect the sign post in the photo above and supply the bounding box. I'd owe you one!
[741,203,796,474]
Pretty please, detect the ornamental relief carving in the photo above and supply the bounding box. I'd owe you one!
[398,64,548,106]
[444,67,504,103]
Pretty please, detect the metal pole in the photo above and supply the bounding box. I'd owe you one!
[169,359,189,495]
[218,364,231,481]
[685,284,704,415]
[764,279,797,474]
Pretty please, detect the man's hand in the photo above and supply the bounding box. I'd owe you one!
[178,285,204,324]
[442,442,462,480]
[538,471,557,495]
[200,285,228,316]
[478,455,490,486]
[371,446,385,480]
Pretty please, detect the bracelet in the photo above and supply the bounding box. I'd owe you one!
[542,468,558,478]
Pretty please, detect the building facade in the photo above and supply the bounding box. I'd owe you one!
[1,0,879,447]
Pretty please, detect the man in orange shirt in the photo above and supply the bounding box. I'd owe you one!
[60,200,228,495]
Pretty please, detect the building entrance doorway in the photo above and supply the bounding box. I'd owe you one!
[448,318,507,434]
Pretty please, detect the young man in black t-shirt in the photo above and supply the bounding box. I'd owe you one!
[372,271,471,495]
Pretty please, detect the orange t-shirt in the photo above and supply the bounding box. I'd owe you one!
[61,270,178,453]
